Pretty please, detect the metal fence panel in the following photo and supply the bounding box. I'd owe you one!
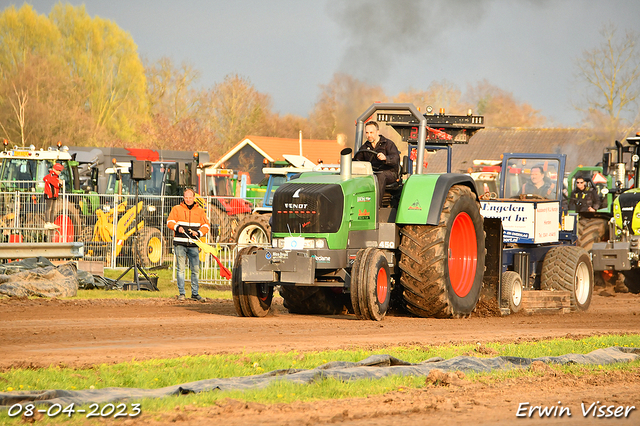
[0,189,264,288]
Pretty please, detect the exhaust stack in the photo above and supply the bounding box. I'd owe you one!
[340,148,352,180]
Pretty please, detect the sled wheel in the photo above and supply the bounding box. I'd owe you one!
[350,248,390,321]
[399,185,485,318]
[501,271,523,313]
[541,246,594,311]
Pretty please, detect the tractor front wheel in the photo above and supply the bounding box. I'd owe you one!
[350,247,391,321]
[398,185,485,318]
[136,226,165,267]
[232,246,274,317]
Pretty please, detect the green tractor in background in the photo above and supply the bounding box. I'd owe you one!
[591,133,640,293]
[567,165,614,251]
[233,103,487,319]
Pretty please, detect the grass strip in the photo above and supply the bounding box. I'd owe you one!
[1,334,638,424]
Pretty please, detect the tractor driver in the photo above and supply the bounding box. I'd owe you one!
[353,121,401,192]
[521,165,554,198]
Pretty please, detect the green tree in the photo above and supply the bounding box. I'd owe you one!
[50,3,148,143]
[0,4,61,79]
[0,5,95,148]
[573,23,640,142]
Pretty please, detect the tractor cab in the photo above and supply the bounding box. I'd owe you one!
[499,154,565,201]
[0,145,80,193]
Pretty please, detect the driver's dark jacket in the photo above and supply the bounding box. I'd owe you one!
[569,188,600,212]
[353,135,400,174]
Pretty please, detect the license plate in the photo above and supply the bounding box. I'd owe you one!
[283,236,304,250]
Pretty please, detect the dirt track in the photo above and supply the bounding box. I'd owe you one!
[1,291,640,425]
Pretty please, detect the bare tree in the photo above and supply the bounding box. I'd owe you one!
[310,73,386,143]
[573,23,640,142]
[394,80,472,115]
[465,79,546,128]
[202,74,271,154]
[8,83,28,146]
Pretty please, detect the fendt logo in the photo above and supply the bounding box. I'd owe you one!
[284,203,308,209]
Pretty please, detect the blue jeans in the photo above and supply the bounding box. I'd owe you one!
[174,245,200,296]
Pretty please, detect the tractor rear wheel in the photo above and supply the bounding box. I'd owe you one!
[22,213,45,242]
[52,203,81,243]
[231,246,274,317]
[233,214,271,248]
[350,247,391,321]
[209,206,232,243]
[398,185,485,318]
[280,286,346,315]
[541,246,593,311]
[501,271,523,314]
[577,217,608,251]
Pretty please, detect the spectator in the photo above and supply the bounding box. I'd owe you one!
[43,163,64,229]
[167,188,210,301]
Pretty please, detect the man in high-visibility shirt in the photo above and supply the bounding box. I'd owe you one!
[167,188,210,301]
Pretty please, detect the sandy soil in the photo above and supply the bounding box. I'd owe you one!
[1,290,639,425]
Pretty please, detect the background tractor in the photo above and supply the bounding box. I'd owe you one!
[0,142,98,243]
[591,133,640,293]
[479,153,593,314]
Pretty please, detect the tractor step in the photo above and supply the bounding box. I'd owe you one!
[522,290,571,314]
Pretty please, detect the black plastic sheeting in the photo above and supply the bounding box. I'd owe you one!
[0,257,78,298]
[0,257,124,296]
[1,346,638,409]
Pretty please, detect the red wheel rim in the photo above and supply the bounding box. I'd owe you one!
[53,214,74,243]
[448,212,477,297]
[376,266,388,304]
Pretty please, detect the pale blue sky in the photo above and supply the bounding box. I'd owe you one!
[4,0,640,127]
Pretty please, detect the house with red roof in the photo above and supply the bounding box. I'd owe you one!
[211,135,346,184]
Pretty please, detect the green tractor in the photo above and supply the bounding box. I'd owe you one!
[232,103,487,319]
[567,165,614,251]
[591,133,640,293]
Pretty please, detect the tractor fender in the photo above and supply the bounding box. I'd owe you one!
[396,174,479,225]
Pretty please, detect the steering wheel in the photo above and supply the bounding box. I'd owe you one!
[354,147,379,162]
